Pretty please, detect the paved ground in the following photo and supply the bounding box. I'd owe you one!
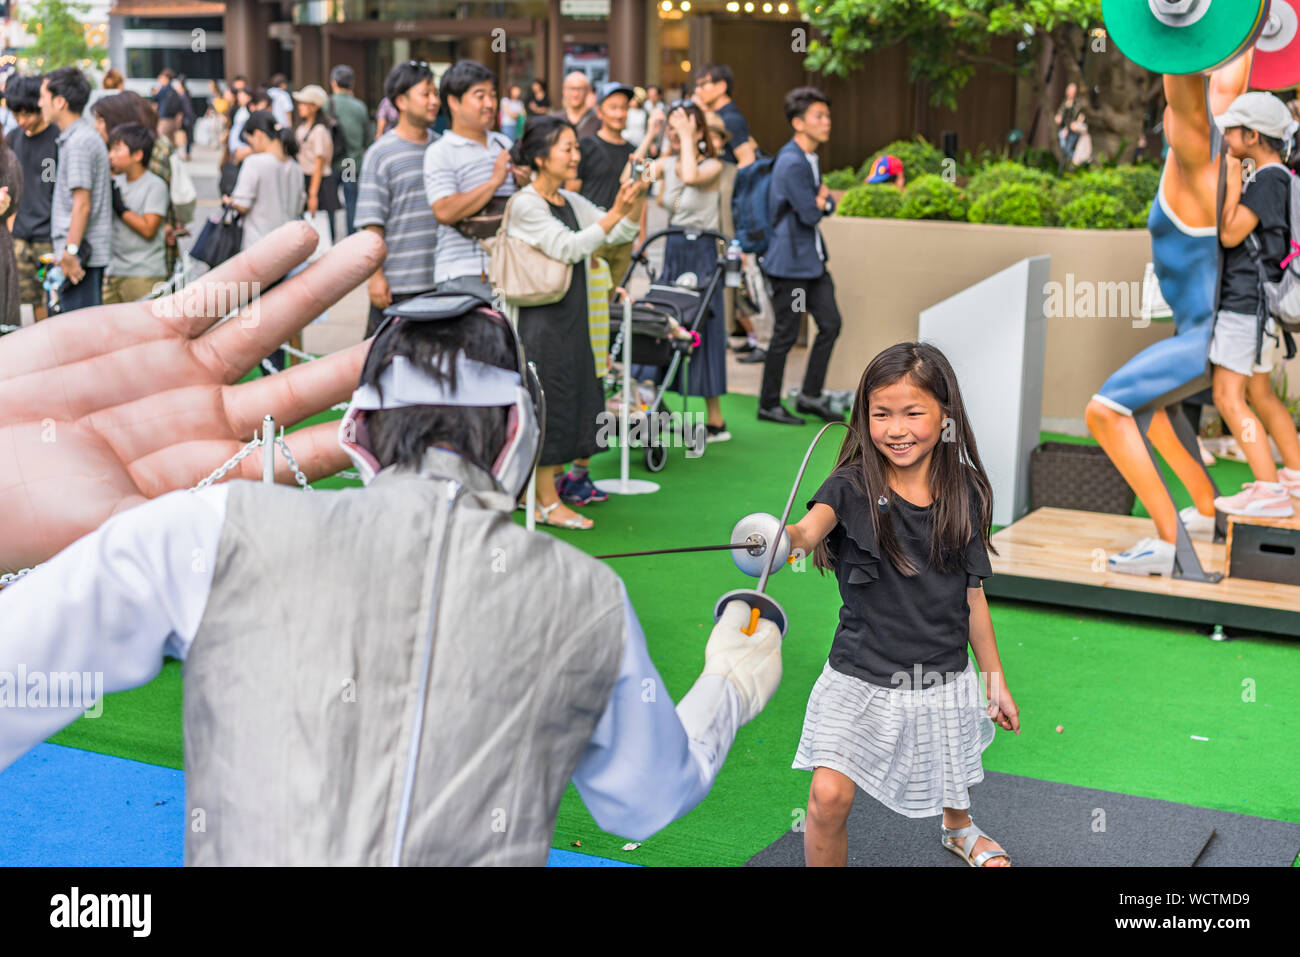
[182,142,812,401]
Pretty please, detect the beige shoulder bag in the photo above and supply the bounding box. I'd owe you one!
[481,190,574,307]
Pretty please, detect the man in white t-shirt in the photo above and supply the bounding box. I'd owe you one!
[423,60,527,299]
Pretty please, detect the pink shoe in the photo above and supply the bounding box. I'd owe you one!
[1214,481,1295,518]
[1280,467,1300,500]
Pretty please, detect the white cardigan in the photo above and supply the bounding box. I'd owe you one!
[504,184,639,262]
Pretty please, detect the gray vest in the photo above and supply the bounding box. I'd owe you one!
[184,449,626,865]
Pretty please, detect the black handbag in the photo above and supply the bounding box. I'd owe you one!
[190,204,244,267]
[454,194,510,240]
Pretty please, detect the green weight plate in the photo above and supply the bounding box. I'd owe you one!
[1103,0,1271,74]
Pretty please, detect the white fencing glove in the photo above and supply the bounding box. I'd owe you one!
[701,599,782,725]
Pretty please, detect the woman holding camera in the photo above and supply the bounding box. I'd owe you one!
[505,115,647,529]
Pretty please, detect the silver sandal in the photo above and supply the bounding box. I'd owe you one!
[534,501,593,530]
[941,819,1011,867]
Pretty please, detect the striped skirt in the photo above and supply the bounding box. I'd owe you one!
[793,659,996,819]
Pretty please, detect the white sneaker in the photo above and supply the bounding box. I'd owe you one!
[1178,505,1216,542]
[1108,537,1176,576]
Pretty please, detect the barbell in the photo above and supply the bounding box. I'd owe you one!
[1100,0,1273,76]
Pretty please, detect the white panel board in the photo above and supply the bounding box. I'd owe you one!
[918,256,1049,528]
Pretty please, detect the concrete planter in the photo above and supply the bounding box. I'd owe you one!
[818,215,1197,425]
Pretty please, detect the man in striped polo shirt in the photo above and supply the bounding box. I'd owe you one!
[423,60,525,300]
[358,61,441,336]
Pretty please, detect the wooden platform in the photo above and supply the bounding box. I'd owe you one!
[984,508,1300,636]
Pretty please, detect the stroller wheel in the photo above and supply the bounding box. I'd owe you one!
[644,443,668,473]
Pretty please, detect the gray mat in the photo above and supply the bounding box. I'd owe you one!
[746,771,1300,867]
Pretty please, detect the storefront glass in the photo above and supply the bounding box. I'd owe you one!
[294,0,550,24]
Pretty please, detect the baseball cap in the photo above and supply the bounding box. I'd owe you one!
[1213,91,1299,143]
[866,155,904,183]
[597,81,636,105]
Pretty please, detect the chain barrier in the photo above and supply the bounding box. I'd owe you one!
[280,342,319,363]
[0,567,35,587]
[190,435,264,491]
[275,434,312,491]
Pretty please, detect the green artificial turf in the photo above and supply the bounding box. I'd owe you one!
[45,393,1300,865]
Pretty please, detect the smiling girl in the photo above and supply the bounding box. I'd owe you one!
[785,341,1020,867]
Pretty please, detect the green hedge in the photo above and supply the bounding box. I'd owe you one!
[859,137,949,181]
[1052,167,1158,228]
[968,183,1055,226]
[822,167,860,191]
[834,156,1158,230]
[836,184,906,218]
[898,174,968,221]
[965,161,1056,203]
[1056,194,1132,230]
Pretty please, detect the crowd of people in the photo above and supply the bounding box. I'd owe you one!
[0,67,194,323]
[0,57,854,531]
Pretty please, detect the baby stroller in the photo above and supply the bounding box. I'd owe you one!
[606,226,733,472]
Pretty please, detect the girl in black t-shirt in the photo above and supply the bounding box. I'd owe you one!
[1207,93,1300,518]
[784,341,1020,867]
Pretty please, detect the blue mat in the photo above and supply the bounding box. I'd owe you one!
[0,744,636,867]
[0,744,185,866]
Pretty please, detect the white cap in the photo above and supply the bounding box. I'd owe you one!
[292,84,328,108]
[1213,91,1300,145]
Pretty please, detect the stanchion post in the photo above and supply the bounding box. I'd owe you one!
[593,296,660,497]
[619,296,632,492]
[526,472,536,531]
[262,415,275,484]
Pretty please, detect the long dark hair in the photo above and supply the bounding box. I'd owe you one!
[668,101,716,159]
[813,342,996,577]
[242,109,298,158]
[510,114,573,171]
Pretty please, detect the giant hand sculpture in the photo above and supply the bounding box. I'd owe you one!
[0,222,386,574]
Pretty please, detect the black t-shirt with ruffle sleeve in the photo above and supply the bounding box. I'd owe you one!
[808,467,993,689]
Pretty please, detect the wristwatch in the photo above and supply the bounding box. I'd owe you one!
[64,243,79,257]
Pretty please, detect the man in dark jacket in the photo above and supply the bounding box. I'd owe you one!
[758,87,843,425]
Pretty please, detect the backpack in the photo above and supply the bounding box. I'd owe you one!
[323,100,348,167]
[731,151,781,256]
[1244,167,1300,361]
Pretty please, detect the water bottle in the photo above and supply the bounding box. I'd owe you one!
[43,265,65,313]
[724,239,743,288]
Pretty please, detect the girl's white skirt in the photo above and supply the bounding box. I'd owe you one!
[793,659,996,819]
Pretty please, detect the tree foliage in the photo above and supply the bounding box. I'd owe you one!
[801,0,1161,164]
[801,0,1102,109]
[23,0,102,70]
